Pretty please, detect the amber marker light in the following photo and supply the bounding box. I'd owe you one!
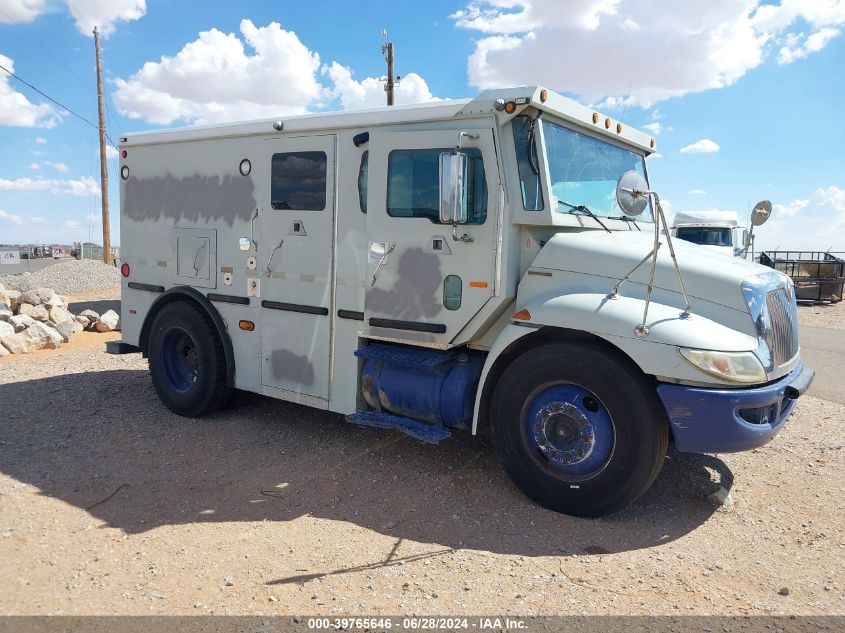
[469,281,488,288]
[513,309,531,321]
[616,123,623,134]
[504,101,516,114]
[239,320,255,331]
[592,112,599,124]
[539,89,548,103]
[605,117,611,129]
[651,139,656,148]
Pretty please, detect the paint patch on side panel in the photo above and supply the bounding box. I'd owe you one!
[124,174,256,225]
[270,349,315,385]
[367,248,443,320]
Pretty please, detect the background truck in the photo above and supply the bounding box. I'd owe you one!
[108,87,813,517]
[670,210,747,256]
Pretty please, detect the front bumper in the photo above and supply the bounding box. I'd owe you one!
[656,362,814,453]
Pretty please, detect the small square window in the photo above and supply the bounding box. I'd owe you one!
[271,151,327,211]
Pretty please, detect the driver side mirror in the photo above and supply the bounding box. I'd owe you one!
[439,151,469,224]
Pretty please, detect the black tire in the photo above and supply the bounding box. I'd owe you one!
[147,301,233,417]
[490,340,668,517]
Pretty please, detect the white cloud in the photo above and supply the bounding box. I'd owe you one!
[0,0,44,23]
[453,1,845,107]
[649,152,663,159]
[324,62,439,110]
[643,122,662,134]
[757,185,845,251]
[35,136,46,143]
[29,215,46,225]
[773,198,810,217]
[67,0,146,37]
[105,145,119,159]
[113,20,441,126]
[778,26,840,63]
[28,162,39,169]
[44,161,69,172]
[0,175,100,196]
[0,209,23,225]
[31,149,46,156]
[113,19,324,125]
[680,139,720,154]
[688,188,708,194]
[0,54,62,128]
[65,220,81,229]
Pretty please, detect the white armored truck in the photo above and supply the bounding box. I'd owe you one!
[109,87,814,517]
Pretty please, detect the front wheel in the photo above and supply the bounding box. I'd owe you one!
[490,340,668,517]
[147,301,233,417]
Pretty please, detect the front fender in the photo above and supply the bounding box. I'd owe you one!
[471,292,761,434]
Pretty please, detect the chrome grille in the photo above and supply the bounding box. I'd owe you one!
[765,287,799,366]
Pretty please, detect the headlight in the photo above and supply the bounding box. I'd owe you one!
[679,348,766,384]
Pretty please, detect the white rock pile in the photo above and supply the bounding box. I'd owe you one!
[0,283,119,356]
[0,259,120,295]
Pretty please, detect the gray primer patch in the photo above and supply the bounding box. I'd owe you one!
[124,173,256,225]
[367,248,443,321]
[270,349,315,386]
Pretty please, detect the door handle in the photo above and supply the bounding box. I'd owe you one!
[370,242,396,287]
[265,239,284,276]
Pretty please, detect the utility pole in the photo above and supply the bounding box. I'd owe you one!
[93,26,112,265]
[381,29,399,106]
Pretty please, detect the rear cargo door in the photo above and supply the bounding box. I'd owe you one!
[260,134,336,402]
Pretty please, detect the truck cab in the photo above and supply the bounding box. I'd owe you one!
[112,86,813,517]
[670,211,746,257]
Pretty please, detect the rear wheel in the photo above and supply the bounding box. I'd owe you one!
[147,301,232,417]
[490,340,667,517]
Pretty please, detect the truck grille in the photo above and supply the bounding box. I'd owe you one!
[765,288,799,366]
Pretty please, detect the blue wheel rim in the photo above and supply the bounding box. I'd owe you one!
[160,328,199,393]
[523,383,615,479]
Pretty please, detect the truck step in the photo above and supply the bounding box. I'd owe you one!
[346,411,452,445]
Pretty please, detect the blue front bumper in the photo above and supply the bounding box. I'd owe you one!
[657,362,814,454]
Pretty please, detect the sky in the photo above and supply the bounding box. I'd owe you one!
[1,0,844,254]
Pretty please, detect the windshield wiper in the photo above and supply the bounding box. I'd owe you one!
[557,199,612,233]
[606,215,642,231]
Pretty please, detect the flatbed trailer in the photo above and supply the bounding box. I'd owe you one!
[761,251,844,303]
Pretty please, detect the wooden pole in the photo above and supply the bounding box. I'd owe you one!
[94,26,112,265]
[385,41,395,106]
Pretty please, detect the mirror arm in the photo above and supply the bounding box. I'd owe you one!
[455,132,479,153]
[451,223,473,243]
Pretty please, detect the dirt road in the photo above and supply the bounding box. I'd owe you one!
[0,340,843,616]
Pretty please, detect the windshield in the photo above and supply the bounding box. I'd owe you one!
[542,118,653,221]
[676,227,733,247]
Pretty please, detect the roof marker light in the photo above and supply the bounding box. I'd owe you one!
[605,117,611,129]
[616,123,623,134]
[504,101,516,114]
[651,139,656,148]
[539,89,548,103]
[592,113,599,124]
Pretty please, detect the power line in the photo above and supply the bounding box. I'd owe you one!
[0,62,118,148]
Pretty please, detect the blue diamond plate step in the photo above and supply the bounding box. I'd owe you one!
[346,411,452,445]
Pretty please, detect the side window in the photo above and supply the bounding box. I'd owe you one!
[387,148,487,224]
[512,115,543,211]
[358,150,368,213]
[271,151,327,210]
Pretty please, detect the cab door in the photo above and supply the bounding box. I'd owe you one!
[260,134,336,403]
[364,128,500,346]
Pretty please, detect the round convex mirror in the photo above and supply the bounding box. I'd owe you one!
[616,170,650,216]
[750,200,772,227]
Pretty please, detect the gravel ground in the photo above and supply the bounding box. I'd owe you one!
[0,259,120,295]
[798,301,845,331]
[0,343,842,617]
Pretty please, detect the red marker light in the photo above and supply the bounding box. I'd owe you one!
[120,262,130,277]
